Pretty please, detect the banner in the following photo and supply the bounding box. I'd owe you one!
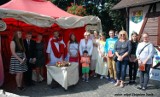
[149,68,160,81]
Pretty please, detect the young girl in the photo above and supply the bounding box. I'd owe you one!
[67,33,79,63]
[95,34,108,79]
[80,50,90,82]
[91,31,99,77]
[129,32,139,84]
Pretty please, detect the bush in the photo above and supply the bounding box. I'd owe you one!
[67,3,87,16]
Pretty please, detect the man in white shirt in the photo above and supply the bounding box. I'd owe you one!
[46,31,65,65]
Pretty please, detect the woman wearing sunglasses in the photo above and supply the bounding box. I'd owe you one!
[114,30,131,88]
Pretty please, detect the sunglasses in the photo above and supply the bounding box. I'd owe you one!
[120,34,125,36]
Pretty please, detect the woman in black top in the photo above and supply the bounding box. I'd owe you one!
[10,31,27,90]
[35,33,45,82]
[114,30,131,88]
[129,32,138,84]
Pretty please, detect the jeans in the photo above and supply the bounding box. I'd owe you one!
[139,64,151,88]
[116,60,128,81]
[129,62,138,81]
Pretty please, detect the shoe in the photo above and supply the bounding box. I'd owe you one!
[128,81,132,85]
[132,81,136,84]
[110,79,116,83]
[142,87,146,91]
[82,78,85,81]
[137,86,142,90]
[106,76,110,81]
[94,74,97,77]
[120,83,124,88]
[17,87,25,91]
[114,82,120,86]
[100,76,104,79]
[86,79,89,82]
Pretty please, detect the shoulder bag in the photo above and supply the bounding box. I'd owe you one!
[138,43,150,71]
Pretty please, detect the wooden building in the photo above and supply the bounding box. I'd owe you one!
[113,0,160,81]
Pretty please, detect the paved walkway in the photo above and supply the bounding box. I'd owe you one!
[2,76,160,97]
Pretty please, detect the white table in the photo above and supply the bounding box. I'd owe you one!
[46,62,79,90]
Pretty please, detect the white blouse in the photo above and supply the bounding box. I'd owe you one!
[46,37,66,65]
[79,39,93,56]
[69,42,78,57]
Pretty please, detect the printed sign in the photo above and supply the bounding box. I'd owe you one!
[131,10,143,23]
[153,49,160,69]
[150,68,160,81]
[0,20,7,31]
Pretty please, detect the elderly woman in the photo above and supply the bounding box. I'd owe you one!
[35,33,45,82]
[114,30,131,88]
[136,33,154,90]
[79,31,93,57]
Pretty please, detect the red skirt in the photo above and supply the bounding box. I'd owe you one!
[69,57,78,62]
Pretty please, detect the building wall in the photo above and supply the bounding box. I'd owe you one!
[129,5,149,38]
[129,3,160,38]
[129,3,160,81]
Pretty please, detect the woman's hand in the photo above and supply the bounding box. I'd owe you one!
[133,58,138,62]
[19,59,24,64]
[33,58,36,63]
[138,59,142,65]
[117,56,123,61]
[142,61,147,65]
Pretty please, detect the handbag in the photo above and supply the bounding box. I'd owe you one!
[139,63,145,71]
[108,50,114,58]
[138,43,150,71]
[113,54,117,61]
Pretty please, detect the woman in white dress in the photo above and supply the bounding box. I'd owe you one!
[91,31,99,76]
[67,33,79,63]
[95,34,108,79]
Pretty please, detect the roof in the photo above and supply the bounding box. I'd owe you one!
[112,0,160,10]
[0,0,75,18]
[0,0,102,30]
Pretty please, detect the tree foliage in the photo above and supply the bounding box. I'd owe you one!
[67,3,87,16]
[50,0,126,34]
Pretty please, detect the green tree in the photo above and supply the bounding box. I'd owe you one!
[51,0,126,35]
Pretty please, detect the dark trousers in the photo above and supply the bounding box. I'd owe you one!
[139,64,151,88]
[24,61,33,85]
[129,62,138,81]
[116,60,128,81]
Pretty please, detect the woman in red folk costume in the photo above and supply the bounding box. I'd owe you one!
[46,31,66,65]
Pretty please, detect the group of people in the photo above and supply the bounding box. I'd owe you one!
[10,29,155,91]
[10,31,45,90]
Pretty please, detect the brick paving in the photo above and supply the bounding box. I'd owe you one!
[2,76,160,97]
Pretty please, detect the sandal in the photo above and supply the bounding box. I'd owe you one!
[120,83,124,88]
[114,82,120,86]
